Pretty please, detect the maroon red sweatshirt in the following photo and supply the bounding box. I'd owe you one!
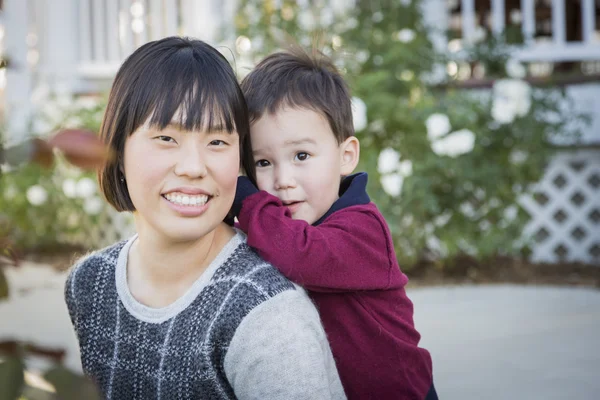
[235,173,433,400]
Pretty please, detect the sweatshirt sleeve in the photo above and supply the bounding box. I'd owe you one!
[223,288,346,400]
[238,191,400,292]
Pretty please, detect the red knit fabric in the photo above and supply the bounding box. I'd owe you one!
[239,191,433,400]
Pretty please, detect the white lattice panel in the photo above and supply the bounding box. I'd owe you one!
[91,209,136,248]
[521,149,600,265]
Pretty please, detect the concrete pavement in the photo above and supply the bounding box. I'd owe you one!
[411,285,600,399]
[1,263,599,399]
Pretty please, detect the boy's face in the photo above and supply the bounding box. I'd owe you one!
[251,107,357,225]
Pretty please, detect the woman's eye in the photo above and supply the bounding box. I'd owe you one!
[209,139,227,146]
[157,135,176,143]
[295,152,310,161]
[256,159,271,168]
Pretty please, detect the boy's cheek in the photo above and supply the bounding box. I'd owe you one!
[254,171,271,192]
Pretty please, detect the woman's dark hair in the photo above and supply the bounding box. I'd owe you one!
[98,36,254,211]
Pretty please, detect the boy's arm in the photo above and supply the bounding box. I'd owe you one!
[224,288,346,400]
[234,178,401,292]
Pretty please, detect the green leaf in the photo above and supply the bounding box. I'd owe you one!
[0,357,24,400]
[44,366,101,400]
[0,268,8,300]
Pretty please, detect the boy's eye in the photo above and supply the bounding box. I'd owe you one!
[295,152,310,161]
[256,159,271,168]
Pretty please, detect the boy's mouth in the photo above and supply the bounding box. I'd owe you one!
[281,200,302,205]
[282,200,304,213]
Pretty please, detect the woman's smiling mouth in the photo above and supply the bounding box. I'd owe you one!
[161,191,214,217]
[163,192,210,206]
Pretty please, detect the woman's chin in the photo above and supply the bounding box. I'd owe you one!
[154,221,218,243]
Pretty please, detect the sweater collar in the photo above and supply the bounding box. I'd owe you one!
[313,172,370,226]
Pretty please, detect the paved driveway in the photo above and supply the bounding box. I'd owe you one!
[2,263,599,399]
[411,285,600,400]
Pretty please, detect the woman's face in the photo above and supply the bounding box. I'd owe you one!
[123,117,239,243]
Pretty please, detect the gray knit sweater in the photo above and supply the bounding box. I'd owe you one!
[65,231,345,399]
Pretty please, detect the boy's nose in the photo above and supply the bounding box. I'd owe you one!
[274,166,296,190]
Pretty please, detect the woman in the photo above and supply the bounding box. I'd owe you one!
[65,36,345,400]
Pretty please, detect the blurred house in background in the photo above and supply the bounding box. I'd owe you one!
[0,0,598,264]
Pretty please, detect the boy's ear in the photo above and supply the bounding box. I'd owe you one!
[340,136,360,176]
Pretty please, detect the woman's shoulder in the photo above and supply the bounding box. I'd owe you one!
[67,237,130,283]
[65,238,131,314]
[217,238,298,296]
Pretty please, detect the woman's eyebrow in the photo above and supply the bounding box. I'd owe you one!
[206,124,228,133]
[160,121,185,131]
[159,121,229,133]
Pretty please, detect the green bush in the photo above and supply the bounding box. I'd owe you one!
[1,93,109,252]
[233,0,588,268]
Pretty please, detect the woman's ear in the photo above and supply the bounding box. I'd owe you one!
[340,136,360,176]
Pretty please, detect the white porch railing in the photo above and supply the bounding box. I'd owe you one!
[459,0,600,62]
[76,0,236,79]
[1,0,235,141]
[4,0,599,98]
[452,0,600,265]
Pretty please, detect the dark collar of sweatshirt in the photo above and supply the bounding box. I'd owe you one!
[313,172,371,226]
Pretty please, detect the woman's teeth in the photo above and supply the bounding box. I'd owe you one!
[164,193,209,206]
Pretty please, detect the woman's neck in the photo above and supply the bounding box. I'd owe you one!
[127,223,236,307]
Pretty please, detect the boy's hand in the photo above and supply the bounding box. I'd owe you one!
[232,176,259,217]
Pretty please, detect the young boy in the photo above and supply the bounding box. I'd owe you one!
[233,48,437,399]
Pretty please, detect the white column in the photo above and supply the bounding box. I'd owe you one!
[164,0,178,37]
[581,0,595,43]
[521,0,536,44]
[150,0,164,40]
[460,0,476,42]
[120,0,134,58]
[78,0,92,63]
[491,0,505,36]
[3,0,33,143]
[551,0,566,45]
[134,0,148,46]
[92,0,107,61]
[42,0,79,94]
[182,0,219,44]
[106,0,120,61]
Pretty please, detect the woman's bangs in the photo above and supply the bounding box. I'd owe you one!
[147,72,240,134]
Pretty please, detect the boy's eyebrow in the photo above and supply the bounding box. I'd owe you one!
[252,138,317,155]
[283,138,317,146]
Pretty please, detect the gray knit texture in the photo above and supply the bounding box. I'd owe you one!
[65,234,296,399]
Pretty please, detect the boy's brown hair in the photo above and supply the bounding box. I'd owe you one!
[240,46,354,144]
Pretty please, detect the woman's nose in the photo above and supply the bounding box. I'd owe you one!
[174,147,207,178]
